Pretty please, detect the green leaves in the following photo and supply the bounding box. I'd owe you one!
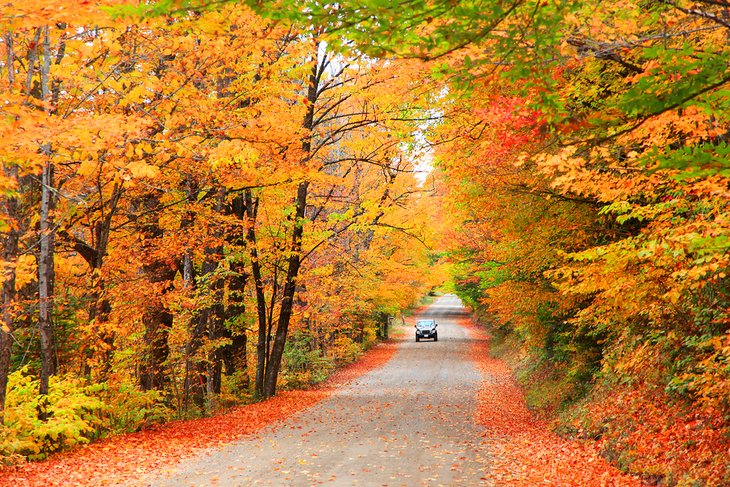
[653,143,730,180]
[1,368,106,460]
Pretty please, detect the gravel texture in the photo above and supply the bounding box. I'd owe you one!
[144,295,491,486]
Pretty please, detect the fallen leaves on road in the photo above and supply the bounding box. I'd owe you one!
[0,340,399,486]
[464,318,644,486]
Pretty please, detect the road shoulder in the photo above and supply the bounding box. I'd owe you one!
[464,317,644,486]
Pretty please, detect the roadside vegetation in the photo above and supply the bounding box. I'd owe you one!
[2,1,729,484]
[0,2,443,463]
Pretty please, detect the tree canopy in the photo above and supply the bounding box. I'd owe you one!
[1,0,729,483]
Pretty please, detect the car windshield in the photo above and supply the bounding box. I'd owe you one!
[416,321,435,328]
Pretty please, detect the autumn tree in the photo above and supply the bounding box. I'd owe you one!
[260,0,730,482]
[1,3,440,458]
[0,5,129,415]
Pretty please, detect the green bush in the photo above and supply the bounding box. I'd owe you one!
[0,368,172,464]
[283,331,335,387]
[0,367,105,461]
[98,381,172,434]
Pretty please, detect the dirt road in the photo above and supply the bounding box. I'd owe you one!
[144,295,491,486]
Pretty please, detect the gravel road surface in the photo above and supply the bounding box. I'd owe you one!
[144,294,490,486]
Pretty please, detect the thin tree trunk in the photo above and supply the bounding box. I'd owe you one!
[205,189,226,397]
[246,191,268,398]
[5,32,14,85]
[40,26,50,100]
[38,159,57,417]
[262,181,309,398]
[88,182,122,381]
[183,311,206,411]
[206,298,225,396]
[260,44,321,399]
[0,165,20,419]
[178,181,205,409]
[182,254,205,409]
[25,28,40,96]
[36,26,57,418]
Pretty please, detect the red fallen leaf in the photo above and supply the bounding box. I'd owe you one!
[0,340,399,486]
[463,316,644,486]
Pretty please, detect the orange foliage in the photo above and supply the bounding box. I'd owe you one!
[580,383,730,485]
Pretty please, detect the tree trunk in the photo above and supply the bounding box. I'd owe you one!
[221,329,247,385]
[137,196,176,392]
[62,182,123,379]
[139,302,174,391]
[89,182,122,381]
[205,189,226,396]
[182,264,206,411]
[5,32,14,85]
[221,194,249,390]
[139,275,174,391]
[246,191,269,398]
[38,159,57,418]
[262,181,309,398]
[0,164,20,419]
[259,43,321,399]
[183,307,206,411]
[36,26,57,420]
[206,298,225,396]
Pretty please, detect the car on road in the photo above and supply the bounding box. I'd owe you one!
[415,319,438,342]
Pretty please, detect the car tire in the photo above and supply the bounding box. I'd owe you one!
[416,335,420,342]
[434,333,438,342]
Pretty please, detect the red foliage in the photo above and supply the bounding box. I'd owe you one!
[584,382,730,484]
[0,341,399,486]
[463,317,644,486]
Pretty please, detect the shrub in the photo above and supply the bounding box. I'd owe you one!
[0,367,105,462]
[98,380,172,434]
[283,331,335,388]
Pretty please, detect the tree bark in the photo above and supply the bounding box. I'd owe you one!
[38,159,57,417]
[4,32,14,85]
[0,165,20,419]
[221,194,249,389]
[138,269,175,391]
[137,195,176,392]
[246,190,269,398]
[183,310,206,411]
[205,189,226,396]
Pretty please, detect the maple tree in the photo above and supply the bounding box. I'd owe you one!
[0,1,144,419]
[0,0,439,460]
[264,0,730,483]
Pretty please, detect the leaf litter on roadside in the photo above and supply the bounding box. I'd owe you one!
[0,341,399,486]
[464,317,643,486]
